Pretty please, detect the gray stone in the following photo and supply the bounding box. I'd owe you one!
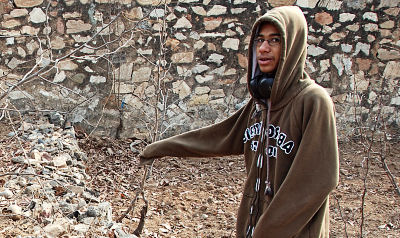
[178,0,199,2]
[126,7,143,19]
[204,18,222,31]
[222,38,240,51]
[192,64,209,74]
[21,25,40,35]
[166,13,177,21]
[25,184,41,194]
[17,47,27,58]
[71,73,86,84]
[51,36,66,50]
[7,58,24,69]
[200,32,226,38]
[80,46,95,54]
[96,202,112,223]
[380,20,395,29]
[29,8,47,23]
[364,23,378,31]
[332,54,345,76]
[66,20,92,34]
[43,220,67,238]
[175,33,187,40]
[95,0,132,3]
[132,67,152,82]
[383,61,400,79]
[194,40,206,49]
[177,66,192,77]
[6,37,15,45]
[225,68,236,76]
[174,6,188,13]
[114,63,133,81]
[353,72,369,91]
[341,44,353,53]
[90,75,107,84]
[62,12,82,19]
[11,156,25,164]
[58,60,78,71]
[384,8,400,16]
[192,6,206,16]
[2,19,21,29]
[353,42,370,56]
[339,13,356,22]
[14,0,43,8]
[206,53,224,65]
[136,0,171,5]
[362,12,378,22]
[172,80,191,99]
[73,224,90,233]
[150,9,165,18]
[195,75,213,84]
[308,45,327,56]
[391,97,400,106]
[231,8,247,14]
[0,189,14,199]
[7,204,22,215]
[210,89,225,99]
[233,0,256,4]
[173,17,192,29]
[377,0,399,8]
[53,71,67,83]
[10,9,29,18]
[318,0,342,10]
[171,52,194,64]
[329,32,347,41]
[296,0,319,8]
[345,0,367,9]
[195,86,210,95]
[207,5,227,16]
[377,49,400,60]
[189,94,209,105]
[346,24,360,31]
[211,65,226,76]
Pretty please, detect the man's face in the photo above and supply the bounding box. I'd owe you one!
[255,23,281,74]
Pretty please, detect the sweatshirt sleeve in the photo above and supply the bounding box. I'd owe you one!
[140,100,254,160]
[253,89,339,237]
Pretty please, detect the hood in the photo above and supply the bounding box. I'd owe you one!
[247,6,313,110]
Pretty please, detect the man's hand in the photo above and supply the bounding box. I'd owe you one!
[139,155,155,167]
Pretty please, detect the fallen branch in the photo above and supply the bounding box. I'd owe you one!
[380,155,400,196]
[116,161,153,236]
[333,194,349,238]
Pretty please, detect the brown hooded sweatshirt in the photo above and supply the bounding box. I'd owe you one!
[140,6,339,238]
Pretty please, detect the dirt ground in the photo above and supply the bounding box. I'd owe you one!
[0,118,399,237]
[80,134,400,238]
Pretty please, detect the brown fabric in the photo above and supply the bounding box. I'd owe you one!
[140,6,339,238]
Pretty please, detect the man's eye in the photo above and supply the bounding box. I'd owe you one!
[271,38,280,43]
[256,38,264,43]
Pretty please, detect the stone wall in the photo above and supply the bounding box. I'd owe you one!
[0,0,399,141]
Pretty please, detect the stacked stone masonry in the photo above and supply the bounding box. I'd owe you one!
[0,0,399,140]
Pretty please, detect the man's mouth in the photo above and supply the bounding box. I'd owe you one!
[258,57,273,64]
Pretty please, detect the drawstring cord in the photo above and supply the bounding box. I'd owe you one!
[246,101,272,238]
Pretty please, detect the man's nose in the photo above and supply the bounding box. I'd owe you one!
[259,41,272,52]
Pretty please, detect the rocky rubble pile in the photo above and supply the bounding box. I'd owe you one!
[0,113,137,237]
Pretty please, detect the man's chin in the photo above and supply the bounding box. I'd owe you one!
[259,66,276,74]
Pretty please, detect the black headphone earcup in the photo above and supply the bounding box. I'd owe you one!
[258,76,274,99]
[250,77,262,100]
[250,74,274,100]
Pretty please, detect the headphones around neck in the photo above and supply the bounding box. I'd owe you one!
[249,74,274,100]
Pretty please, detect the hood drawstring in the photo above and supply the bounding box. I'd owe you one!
[246,101,273,238]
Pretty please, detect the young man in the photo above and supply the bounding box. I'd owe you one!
[140,6,339,238]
